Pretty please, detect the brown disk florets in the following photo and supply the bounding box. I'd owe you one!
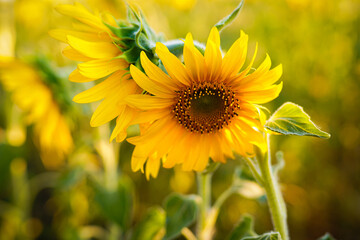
[172,82,240,134]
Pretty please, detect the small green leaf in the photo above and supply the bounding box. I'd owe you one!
[242,232,281,240]
[227,215,257,240]
[265,102,330,138]
[163,193,199,240]
[131,207,165,240]
[93,177,134,230]
[215,0,244,32]
[317,233,336,240]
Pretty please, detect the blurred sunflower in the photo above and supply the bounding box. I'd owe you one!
[49,3,142,142]
[126,27,283,179]
[0,58,73,169]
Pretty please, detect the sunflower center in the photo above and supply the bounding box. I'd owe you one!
[173,82,240,134]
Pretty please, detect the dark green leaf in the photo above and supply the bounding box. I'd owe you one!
[215,0,244,32]
[317,233,336,240]
[265,102,330,138]
[242,232,281,240]
[93,176,134,230]
[163,193,199,240]
[227,215,257,240]
[131,207,165,240]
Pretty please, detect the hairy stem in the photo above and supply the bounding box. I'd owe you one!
[197,171,212,240]
[258,134,289,240]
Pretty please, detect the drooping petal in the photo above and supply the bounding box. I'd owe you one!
[62,46,93,62]
[67,35,120,59]
[78,58,128,78]
[69,68,97,82]
[73,70,127,103]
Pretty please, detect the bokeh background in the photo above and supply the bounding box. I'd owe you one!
[0,0,359,239]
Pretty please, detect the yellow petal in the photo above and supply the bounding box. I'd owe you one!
[193,135,210,171]
[130,109,169,125]
[56,3,108,32]
[67,35,120,59]
[205,41,222,81]
[222,31,248,79]
[146,154,161,180]
[90,79,139,127]
[125,95,174,110]
[78,58,128,78]
[73,70,127,103]
[155,42,191,85]
[183,33,206,82]
[233,54,272,88]
[49,29,112,43]
[69,68,97,82]
[63,46,93,61]
[239,82,283,104]
[130,64,174,98]
[140,51,181,89]
[206,27,220,49]
[239,64,283,91]
[110,106,136,142]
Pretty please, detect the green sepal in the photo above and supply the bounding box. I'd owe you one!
[265,102,331,139]
[117,46,142,63]
[105,22,139,40]
[136,32,155,51]
[215,0,244,32]
[163,193,200,240]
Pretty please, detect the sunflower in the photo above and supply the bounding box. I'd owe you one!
[49,3,142,142]
[126,27,283,179]
[0,58,73,169]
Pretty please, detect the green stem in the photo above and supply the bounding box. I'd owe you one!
[197,171,212,240]
[258,134,289,240]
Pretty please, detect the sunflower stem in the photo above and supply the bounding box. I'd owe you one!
[197,171,212,240]
[258,134,289,240]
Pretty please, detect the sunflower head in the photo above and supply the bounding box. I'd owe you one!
[50,3,165,142]
[126,27,283,179]
[0,57,74,169]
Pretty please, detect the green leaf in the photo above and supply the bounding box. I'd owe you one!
[317,233,336,240]
[131,207,165,240]
[215,0,244,32]
[93,176,134,230]
[242,232,281,240]
[163,193,200,240]
[265,102,330,138]
[227,215,257,240]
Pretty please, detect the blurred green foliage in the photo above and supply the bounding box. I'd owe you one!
[0,0,359,239]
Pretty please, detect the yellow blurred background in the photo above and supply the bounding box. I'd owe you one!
[0,0,359,239]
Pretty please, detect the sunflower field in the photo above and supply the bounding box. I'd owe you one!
[0,0,359,239]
